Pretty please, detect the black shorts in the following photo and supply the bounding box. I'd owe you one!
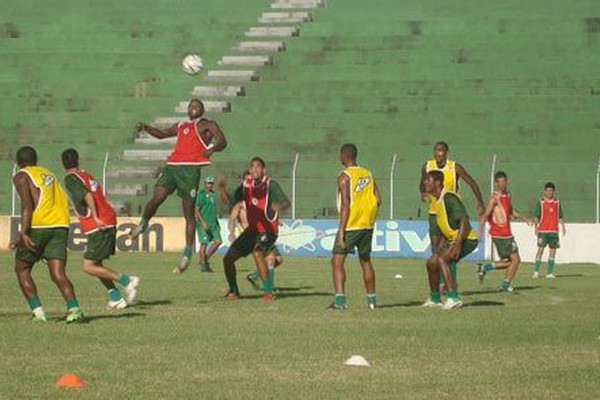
[230,229,277,257]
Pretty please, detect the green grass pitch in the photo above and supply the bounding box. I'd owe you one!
[0,252,598,399]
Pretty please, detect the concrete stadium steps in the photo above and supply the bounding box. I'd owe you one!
[192,86,245,97]
[258,12,312,23]
[134,133,177,145]
[206,70,259,82]
[123,150,171,161]
[245,27,300,37]
[271,0,324,9]
[218,56,273,66]
[232,41,286,52]
[175,101,231,113]
[105,167,160,179]
[107,183,148,196]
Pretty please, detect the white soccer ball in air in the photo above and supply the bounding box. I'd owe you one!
[181,54,203,75]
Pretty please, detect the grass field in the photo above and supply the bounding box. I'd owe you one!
[0,252,599,399]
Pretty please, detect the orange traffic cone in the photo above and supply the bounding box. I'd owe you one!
[55,373,85,388]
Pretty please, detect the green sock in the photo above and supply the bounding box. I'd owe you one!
[183,246,193,259]
[108,289,123,302]
[27,295,42,311]
[547,257,555,274]
[501,279,511,290]
[268,266,275,285]
[228,283,238,294]
[366,293,377,305]
[66,298,79,310]
[483,262,496,272]
[534,259,542,272]
[262,275,274,294]
[448,289,459,300]
[334,293,346,306]
[430,291,441,304]
[450,261,457,280]
[118,274,131,287]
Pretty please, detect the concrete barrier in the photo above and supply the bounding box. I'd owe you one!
[206,70,259,82]
[218,55,273,66]
[233,41,285,52]
[245,27,299,37]
[175,101,231,113]
[192,86,245,97]
[106,167,160,178]
[258,12,312,23]
[122,149,170,161]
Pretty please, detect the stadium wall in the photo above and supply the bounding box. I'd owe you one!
[1,217,598,263]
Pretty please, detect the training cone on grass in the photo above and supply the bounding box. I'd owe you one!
[345,355,371,367]
[55,373,85,388]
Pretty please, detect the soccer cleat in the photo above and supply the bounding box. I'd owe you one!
[546,273,556,279]
[124,276,140,304]
[225,291,239,300]
[66,308,84,323]
[325,302,348,311]
[262,293,275,303]
[30,314,48,322]
[246,273,261,291]
[421,299,443,308]
[107,298,127,310]
[199,263,214,273]
[442,298,463,310]
[174,255,191,274]
[129,221,148,240]
[532,271,540,279]
[501,284,515,293]
[367,303,376,310]
[476,263,487,283]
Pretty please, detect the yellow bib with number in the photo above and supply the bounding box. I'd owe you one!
[337,166,378,230]
[20,166,70,228]
[426,158,457,213]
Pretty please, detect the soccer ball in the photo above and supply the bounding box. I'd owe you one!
[181,54,203,75]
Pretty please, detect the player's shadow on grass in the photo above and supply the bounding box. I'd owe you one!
[276,286,315,292]
[275,291,331,300]
[554,274,583,278]
[464,300,504,307]
[462,286,540,296]
[377,301,423,309]
[129,300,172,309]
[79,312,146,323]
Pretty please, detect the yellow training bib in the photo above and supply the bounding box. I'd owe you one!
[426,158,457,214]
[337,166,378,230]
[19,166,70,228]
[430,189,477,242]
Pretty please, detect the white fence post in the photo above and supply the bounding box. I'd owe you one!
[102,152,109,196]
[389,153,397,219]
[11,163,17,216]
[291,152,299,219]
[596,155,600,224]
[488,154,497,260]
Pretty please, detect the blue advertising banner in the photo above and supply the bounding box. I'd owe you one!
[216,219,485,260]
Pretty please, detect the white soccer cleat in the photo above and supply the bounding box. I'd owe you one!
[124,276,140,304]
[421,299,443,308]
[107,298,127,310]
[174,255,191,274]
[443,298,463,310]
[546,273,556,279]
[532,271,539,279]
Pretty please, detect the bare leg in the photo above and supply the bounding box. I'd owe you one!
[252,249,269,281]
[505,252,521,282]
[425,255,440,292]
[82,259,119,282]
[206,240,222,261]
[47,259,77,302]
[331,254,347,295]
[358,255,376,294]
[142,185,174,222]
[199,243,207,265]
[181,197,196,248]
[266,253,283,268]
[438,254,456,290]
[535,246,545,261]
[14,259,37,300]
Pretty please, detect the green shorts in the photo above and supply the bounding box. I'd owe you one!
[156,165,202,200]
[439,238,479,261]
[197,222,222,244]
[428,213,441,237]
[537,232,560,249]
[16,227,69,264]
[231,229,278,257]
[332,229,373,257]
[85,227,116,263]
[492,236,519,260]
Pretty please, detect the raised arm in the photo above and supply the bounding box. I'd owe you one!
[12,172,36,250]
[336,173,351,247]
[228,202,243,242]
[135,122,178,139]
[512,209,533,225]
[456,163,485,215]
[201,121,227,158]
[478,195,497,238]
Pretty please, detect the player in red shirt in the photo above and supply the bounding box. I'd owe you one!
[477,171,532,292]
[131,99,227,272]
[533,182,566,278]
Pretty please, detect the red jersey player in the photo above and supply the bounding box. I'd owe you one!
[533,182,566,279]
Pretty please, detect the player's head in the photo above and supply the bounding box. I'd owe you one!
[204,176,215,191]
[61,148,79,170]
[15,146,37,168]
[544,182,555,198]
[339,143,358,166]
[249,157,266,179]
[433,141,449,163]
[188,98,204,119]
[494,171,508,191]
[425,170,445,194]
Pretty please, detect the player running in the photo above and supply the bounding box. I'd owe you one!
[330,143,381,310]
[422,170,479,310]
[222,157,290,302]
[190,176,222,274]
[11,146,84,323]
[532,182,566,279]
[61,149,140,309]
[130,99,227,272]
[477,171,532,292]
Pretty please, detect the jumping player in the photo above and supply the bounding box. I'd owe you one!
[130,99,227,272]
[190,176,222,274]
[422,170,479,310]
[532,182,566,279]
[478,171,532,292]
[11,146,84,323]
[62,149,140,309]
[330,143,381,310]
[222,157,290,302]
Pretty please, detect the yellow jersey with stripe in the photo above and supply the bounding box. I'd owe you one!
[19,166,70,229]
[430,189,477,242]
[337,166,378,231]
[426,158,457,214]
